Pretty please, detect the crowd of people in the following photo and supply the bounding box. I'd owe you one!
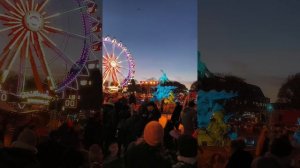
[0,95,300,168]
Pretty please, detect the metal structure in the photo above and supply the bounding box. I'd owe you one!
[0,0,101,110]
[102,36,135,92]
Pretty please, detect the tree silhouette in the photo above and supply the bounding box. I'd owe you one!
[190,80,200,91]
[278,73,300,109]
[162,81,188,94]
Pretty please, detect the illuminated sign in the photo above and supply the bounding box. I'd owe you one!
[64,99,77,108]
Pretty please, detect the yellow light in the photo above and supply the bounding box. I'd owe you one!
[159,116,167,128]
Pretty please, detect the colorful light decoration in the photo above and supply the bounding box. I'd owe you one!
[152,71,176,102]
[197,90,238,128]
[0,0,99,96]
[266,103,274,112]
[103,36,135,91]
[20,90,52,99]
[20,90,52,105]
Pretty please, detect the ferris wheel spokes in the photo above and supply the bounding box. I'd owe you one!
[33,33,56,91]
[39,31,76,66]
[103,40,110,57]
[17,36,28,94]
[37,0,50,13]
[28,47,43,92]
[1,31,28,84]
[45,6,87,20]
[116,49,126,60]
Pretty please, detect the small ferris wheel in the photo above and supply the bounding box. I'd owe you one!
[102,36,135,92]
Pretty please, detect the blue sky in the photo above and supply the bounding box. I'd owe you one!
[103,0,197,88]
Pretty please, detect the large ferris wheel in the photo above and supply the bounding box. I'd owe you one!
[0,0,101,100]
[103,36,135,92]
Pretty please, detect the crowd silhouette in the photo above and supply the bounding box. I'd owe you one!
[0,95,300,168]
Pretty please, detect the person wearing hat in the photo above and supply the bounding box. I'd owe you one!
[124,121,172,168]
[173,134,198,168]
[0,128,40,168]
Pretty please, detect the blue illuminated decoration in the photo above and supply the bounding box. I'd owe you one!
[293,130,300,144]
[197,90,237,128]
[228,132,238,140]
[152,85,176,101]
[266,103,274,112]
[152,70,176,102]
[198,51,213,79]
[159,70,169,84]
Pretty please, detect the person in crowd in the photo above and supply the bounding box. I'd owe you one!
[116,98,131,157]
[171,102,183,130]
[124,121,172,168]
[102,100,117,158]
[255,126,270,157]
[172,134,198,168]
[128,93,137,105]
[145,101,161,122]
[103,141,121,167]
[89,144,103,168]
[164,120,178,151]
[60,122,89,168]
[208,153,226,168]
[84,111,103,149]
[251,135,293,168]
[37,129,66,168]
[181,100,197,135]
[225,138,253,168]
[0,128,40,168]
[122,103,144,152]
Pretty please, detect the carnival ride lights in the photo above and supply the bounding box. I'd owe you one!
[0,0,100,99]
[20,90,52,105]
[20,90,52,99]
[103,36,135,92]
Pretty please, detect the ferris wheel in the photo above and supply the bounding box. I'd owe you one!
[0,0,101,98]
[103,36,135,91]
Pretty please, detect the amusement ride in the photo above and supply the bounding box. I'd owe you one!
[0,0,101,111]
[102,36,135,93]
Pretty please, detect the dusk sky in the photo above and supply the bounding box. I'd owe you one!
[199,0,300,102]
[103,0,197,88]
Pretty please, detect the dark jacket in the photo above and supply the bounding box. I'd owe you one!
[225,150,253,168]
[171,103,183,129]
[181,107,196,135]
[37,138,66,168]
[123,114,145,145]
[0,147,40,168]
[124,142,172,168]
